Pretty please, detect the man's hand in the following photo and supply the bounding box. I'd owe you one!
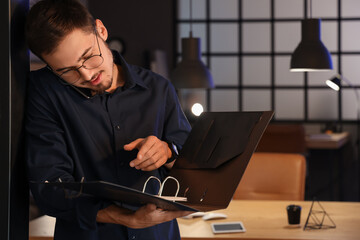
[129,204,193,229]
[124,136,172,171]
[96,204,194,229]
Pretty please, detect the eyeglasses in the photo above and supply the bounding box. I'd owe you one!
[53,31,104,85]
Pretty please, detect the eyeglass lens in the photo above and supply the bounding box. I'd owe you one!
[60,56,104,84]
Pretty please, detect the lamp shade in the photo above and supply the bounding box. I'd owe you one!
[171,37,214,89]
[290,19,333,72]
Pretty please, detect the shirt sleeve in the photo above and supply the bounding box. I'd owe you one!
[25,71,109,230]
[163,81,192,150]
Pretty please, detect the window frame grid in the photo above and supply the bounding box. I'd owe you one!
[174,0,360,123]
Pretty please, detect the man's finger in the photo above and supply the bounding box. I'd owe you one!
[136,137,157,160]
[145,203,157,212]
[131,155,154,169]
[138,152,167,171]
[124,138,144,151]
[130,139,157,168]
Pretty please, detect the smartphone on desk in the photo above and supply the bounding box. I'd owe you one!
[211,222,246,234]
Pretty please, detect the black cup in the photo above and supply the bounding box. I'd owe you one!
[286,205,301,225]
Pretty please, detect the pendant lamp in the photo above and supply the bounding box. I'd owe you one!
[290,1,333,72]
[171,0,214,89]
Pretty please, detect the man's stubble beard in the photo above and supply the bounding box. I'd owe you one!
[88,42,116,95]
[91,64,114,95]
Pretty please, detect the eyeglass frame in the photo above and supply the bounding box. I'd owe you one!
[47,30,104,85]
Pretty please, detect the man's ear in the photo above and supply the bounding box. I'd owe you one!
[95,19,108,41]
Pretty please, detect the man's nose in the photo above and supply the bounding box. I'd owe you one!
[77,67,94,81]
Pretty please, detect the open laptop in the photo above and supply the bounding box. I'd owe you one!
[167,111,274,211]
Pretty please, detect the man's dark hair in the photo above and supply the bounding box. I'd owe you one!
[26,0,95,58]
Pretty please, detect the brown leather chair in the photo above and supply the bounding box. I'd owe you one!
[234,152,306,201]
[256,124,306,154]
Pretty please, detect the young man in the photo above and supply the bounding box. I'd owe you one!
[25,0,192,239]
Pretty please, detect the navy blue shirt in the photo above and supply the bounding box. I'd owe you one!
[26,52,191,240]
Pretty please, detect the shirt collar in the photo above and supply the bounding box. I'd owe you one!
[112,51,148,90]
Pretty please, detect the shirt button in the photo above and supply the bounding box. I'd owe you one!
[115,125,121,130]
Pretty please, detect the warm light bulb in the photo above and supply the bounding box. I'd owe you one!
[326,80,340,91]
[191,103,203,116]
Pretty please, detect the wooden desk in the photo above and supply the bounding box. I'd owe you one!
[29,215,55,240]
[29,200,360,240]
[178,200,360,240]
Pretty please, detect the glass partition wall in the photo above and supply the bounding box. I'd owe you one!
[174,0,360,124]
